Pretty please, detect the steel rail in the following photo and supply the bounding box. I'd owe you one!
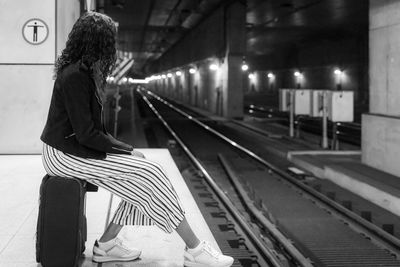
[143,89,400,257]
[141,91,313,266]
[218,154,313,267]
[140,93,284,267]
[247,104,361,141]
[247,104,361,127]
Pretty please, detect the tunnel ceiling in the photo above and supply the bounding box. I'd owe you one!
[103,0,368,77]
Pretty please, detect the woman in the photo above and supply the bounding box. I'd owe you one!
[40,11,233,267]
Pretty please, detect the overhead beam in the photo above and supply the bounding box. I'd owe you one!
[137,0,156,54]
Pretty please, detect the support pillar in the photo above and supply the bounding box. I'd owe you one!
[222,1,246,118]
[362,0,400,176]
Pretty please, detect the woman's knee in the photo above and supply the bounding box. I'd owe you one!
[135,158,165,174]
[149,161,166,174]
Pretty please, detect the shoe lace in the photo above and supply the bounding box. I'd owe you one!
[115,238,132,254]
[202,241,220,259]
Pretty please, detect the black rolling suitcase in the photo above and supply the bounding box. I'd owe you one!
[36,175,96,267]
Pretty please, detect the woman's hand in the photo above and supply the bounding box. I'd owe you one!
[131,149,145,158]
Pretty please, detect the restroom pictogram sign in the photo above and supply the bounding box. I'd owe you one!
[22,18,49,45]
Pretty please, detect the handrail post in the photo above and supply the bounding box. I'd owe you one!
[321,91,328,149]
[289,90,295,138]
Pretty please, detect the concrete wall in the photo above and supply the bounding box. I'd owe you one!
[148,57,241,118]
[247,64,361,93]
[362,114,400,175]
[0,0,80,153]
[150,59,224,113]
[245,28,369,122]
[147,2,245,118]
[369,0,400,117]
[362,0,400,177]
[243,39,369,122]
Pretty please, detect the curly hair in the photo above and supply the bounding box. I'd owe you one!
[54,12,117,85]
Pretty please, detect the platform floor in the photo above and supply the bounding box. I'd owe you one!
[288,151,400,216]
[0,149,218,267]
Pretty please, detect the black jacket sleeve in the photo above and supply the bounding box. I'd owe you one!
[62,71,133,154]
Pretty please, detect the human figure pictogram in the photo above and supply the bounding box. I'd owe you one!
[27,21,44,42]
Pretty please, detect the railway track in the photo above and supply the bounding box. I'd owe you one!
[136,88,400,266]
[245,104,361,147]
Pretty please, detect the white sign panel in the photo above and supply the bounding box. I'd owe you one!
[328,91,354,122]
[294,89,311,115]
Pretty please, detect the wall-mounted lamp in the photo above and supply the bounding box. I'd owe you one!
[294,71,303,89]
[161,74,167,79]
[241,64,249,71]
[334,68,343,90]
[334,68,343,76]
[176,71,182,76]
[167,73,173,78]
[189,68,196,74]
[267,72,275,90]
[209,63,219,71]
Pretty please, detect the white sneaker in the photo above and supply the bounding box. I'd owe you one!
[184,241,234,267]
[92,238,141,263]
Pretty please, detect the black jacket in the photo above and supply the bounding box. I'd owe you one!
[41,62,133,159]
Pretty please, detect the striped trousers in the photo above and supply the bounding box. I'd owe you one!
[42,143,185,233]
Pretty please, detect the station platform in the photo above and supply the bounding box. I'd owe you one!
[287,151,400,217]
[239,117,400,218]
[0,149,218,266]
[174,99,400,219]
